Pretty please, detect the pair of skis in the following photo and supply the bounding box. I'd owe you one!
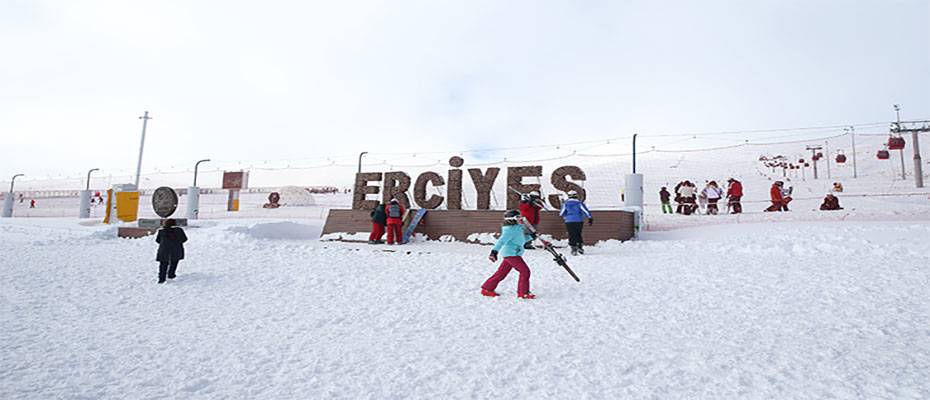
[521,216,580,282]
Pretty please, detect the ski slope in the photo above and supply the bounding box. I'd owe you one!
[2,218,929,399]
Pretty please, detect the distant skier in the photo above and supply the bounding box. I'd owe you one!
[673,181,684,213]
[677,181,697,215]
[29,199,36,208]
[559,190,593,256]
[384,198,405,245]
[519,191,543,249]
[155,219,187,284]
[765,181,791,212]
[726,178,743,214]
[368,201,387,244]
[481,210,536,299]
[659,187,672,214]
[18,193,24,203]
[820,194,843,211]
[780,182,793,211]
[702,181,723,215]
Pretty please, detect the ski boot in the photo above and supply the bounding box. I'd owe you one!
[481,289,499,297]
[570,246,579,256]
[523,242,535,250]
[517,292,536,299]
[577,246,585,255]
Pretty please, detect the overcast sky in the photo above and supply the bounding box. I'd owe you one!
[1,0,928,182]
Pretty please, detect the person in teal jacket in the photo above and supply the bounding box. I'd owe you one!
[481,210,536,299]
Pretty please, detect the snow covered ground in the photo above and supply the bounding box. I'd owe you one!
[2,217,929,399]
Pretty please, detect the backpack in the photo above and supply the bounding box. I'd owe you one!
[387,204,401,218]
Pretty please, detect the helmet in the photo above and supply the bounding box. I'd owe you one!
[567,190,579,199]
[390,198,399,203]
[529,191,540,198]
[503,209,522,225]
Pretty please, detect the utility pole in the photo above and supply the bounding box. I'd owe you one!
[86,168,99,191]
[632,133,638,174]
[845,126,858,178]
[806,145,822,179]
[357,151,368,174]
[134,111,152,189]
[891,119,929,189]
[825,140,831,179]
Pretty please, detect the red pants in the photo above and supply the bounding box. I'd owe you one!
[482,256,531,296]
[369,223,385,242]
[386,222,402,244]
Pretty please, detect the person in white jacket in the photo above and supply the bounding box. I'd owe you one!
[701,181,724,215]
[676,181,697,215]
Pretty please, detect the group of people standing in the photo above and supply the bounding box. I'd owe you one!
[521,190,593,256]
[481,190,592,300]
[368,199,406,245]
[661,178,743,215]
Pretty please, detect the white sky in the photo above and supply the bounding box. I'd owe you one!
[1,0,928,183]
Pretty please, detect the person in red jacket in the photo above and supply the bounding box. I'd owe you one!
[726,178,743,214]
[765,181,791,212]
[518,191,543,249]
[384,198,405,245]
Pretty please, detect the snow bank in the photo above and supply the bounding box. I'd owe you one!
[227,221,322,240]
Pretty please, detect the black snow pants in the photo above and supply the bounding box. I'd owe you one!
[729,196,742,214]
[566,222,584,249]
[158,259,180,281]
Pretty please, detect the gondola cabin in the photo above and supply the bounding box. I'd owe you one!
[877,149,890,160]
[888,137,905,150]
[835,152,847,164]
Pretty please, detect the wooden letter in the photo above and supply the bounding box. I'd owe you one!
[383,171,412,209]
[468,168,500,210]
[353,172,382,210]
[413,172,445,209]
[549,166,586,209]
[506,166,542,209]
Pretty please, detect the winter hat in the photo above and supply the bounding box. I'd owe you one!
[567,190,579,199]
[390,198,399,204]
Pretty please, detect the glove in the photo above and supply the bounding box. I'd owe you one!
[488,250,498,262]
[588,218,594,226]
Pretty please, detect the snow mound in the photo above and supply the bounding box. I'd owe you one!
[278,186,317,206]
[227,221,320,240]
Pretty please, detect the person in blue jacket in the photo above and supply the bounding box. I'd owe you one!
[481,210,536,299]
[559,190,593,255]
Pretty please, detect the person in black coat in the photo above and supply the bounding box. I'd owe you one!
[155,219,188,283]
[368,201,388,244]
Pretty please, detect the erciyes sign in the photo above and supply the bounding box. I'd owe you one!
[353,156,587,211]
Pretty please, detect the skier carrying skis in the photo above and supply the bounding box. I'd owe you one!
[155,219,187,284]
[368,201,387,244]
[518,191,543,249]
[559,190,592,255]
[385,198,405,245]
[482,210,536,299]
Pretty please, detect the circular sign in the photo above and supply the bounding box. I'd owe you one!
[152,187,179,218]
